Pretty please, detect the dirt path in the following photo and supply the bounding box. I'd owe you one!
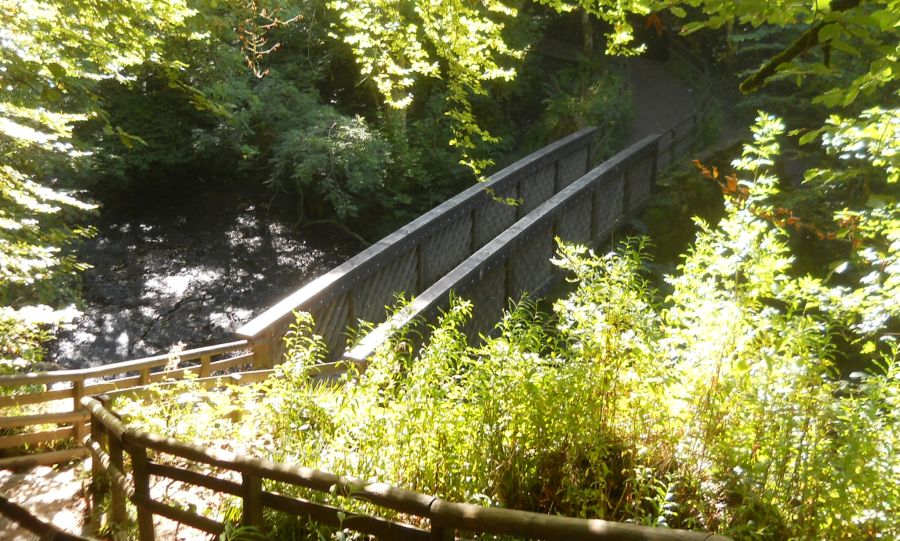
[626,56,698,145]
[0,463,89,540]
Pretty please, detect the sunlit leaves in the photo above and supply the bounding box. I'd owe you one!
[0,0,196,367]
[329,0,522,177]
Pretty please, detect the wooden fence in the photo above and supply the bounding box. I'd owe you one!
[83,396,729,541]
[0,340,254,468]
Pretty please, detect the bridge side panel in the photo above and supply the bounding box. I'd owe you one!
[625,150,657,215]
[473,187,518,250]
[309,294,351,363]
[421,213,474,286]
[556,192,592,246]
[592,172,625,243]
[460,263,507,343]
[557,146,590,189]
[518,164,555,216]
[350,248,418,331]
[508,225,554,300]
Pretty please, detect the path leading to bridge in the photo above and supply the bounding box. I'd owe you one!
[626,56,698,145]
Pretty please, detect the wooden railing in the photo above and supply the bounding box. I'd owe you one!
[0,340,253,468]
[83,396,729,541]
[235,128,602,365]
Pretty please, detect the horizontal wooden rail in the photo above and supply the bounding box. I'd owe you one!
[0,426,74,449]
[0,409,87,430]
[102,369,275,400]
[429,499,730,541]
[0,340,249,387]
[82,397,728,541]
[0,447,88,469]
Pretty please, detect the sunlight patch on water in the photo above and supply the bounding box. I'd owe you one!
[143,268,222,299]
[208,307,254,329]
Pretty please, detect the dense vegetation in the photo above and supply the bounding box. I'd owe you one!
[2,0,898,538]
[118,119,898,539]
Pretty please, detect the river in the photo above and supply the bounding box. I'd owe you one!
[49,179,355,369]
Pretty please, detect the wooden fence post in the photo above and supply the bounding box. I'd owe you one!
[73,380,86,442]
[108,436,127,523]
[241,473,264,529]
[251,333,276,370]
[199,355,211,378]
[129,442,156,541]
[94,394,128,525]
[88,415,106,515]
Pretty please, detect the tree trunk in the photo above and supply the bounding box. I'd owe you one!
[581,8,593,58]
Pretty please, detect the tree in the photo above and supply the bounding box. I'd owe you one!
[665,0,899,347]
[0,0,197,368]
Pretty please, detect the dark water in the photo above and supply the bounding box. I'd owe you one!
[49,180,355,369]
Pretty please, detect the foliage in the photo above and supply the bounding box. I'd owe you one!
[255,77,389,222]
[524,57,633,154]
[328,0,521,176]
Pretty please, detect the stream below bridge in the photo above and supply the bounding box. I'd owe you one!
[48,180,355,369]
[48,54,720,371]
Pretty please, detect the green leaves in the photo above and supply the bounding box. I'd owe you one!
[0,0,200,367]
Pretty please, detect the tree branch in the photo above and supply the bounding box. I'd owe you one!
[739,0,862,93]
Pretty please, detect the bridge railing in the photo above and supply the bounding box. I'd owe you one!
[338,40,713,370]
[234,127,601,366]
[83,395,729,541]
[342,134,659,367]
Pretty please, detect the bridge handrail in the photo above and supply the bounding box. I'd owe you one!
[343,134,660,366]
[234,127,600,363]
[83,395,730,541]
